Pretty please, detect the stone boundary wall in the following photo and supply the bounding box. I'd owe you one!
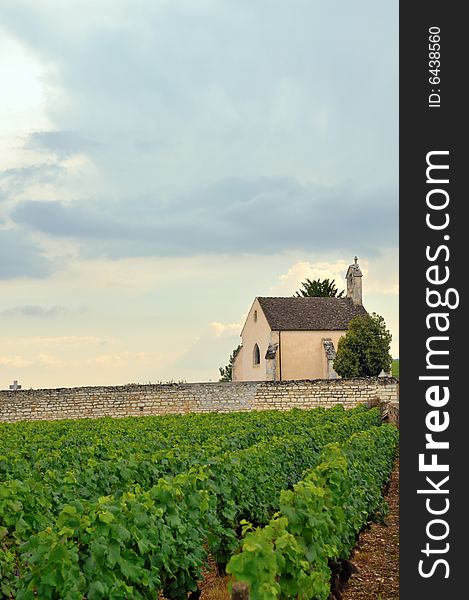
[0,378,399,423]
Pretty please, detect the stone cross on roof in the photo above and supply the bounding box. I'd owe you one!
[9,380,21,391]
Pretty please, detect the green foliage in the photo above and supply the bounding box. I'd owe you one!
[392,359,400,379]
[0,529,17,598]
[333,312,393,377]
[294,278,344,298]
[0,406,384,598]
[219,345,242,382]
[227,425,399,600]
[18,473,214,599]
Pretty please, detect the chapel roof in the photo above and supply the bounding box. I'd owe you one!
[256,296,368,331]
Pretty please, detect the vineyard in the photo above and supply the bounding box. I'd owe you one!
[0,406,398,599]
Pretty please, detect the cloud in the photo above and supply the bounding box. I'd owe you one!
[88,353,127,368]
[17,336,108,346]
[1,304,68,317]
[0,347,182,388]
[0,352,69,368]
[269,260,349,295]
[210,321,243,337]
[165,316,247,381]
[269,255,399,297]
[170,333,239,382]
[0,354,31,368]
[1,1,397,263]
[0,163,65,189]
[0,2,398,384]
[11,177,397,258]
[27,131,96,158]
[12,199,123,239]
[0,228,51,279]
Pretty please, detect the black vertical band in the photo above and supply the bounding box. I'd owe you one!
[400,3,466,596]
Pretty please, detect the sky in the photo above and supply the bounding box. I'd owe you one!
[0,0,398,389]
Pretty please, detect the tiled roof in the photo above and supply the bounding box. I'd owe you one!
[257,297,368,331]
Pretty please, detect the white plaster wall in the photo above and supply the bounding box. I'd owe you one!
[280,330,346,380]
[233,298,278,381]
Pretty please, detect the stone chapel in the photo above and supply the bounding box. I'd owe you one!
[231,258,367,381]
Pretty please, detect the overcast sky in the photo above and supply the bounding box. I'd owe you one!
[0,0,398,388]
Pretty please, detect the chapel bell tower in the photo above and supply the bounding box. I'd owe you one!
[346,256,363,305]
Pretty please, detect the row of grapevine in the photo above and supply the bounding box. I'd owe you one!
[0,406,379,527]
[0,406,384,598]
[0,405,367,485]
[226,424,399,600]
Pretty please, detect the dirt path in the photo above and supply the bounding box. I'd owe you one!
[341,457,399,600]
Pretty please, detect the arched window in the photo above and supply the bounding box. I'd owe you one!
[253,343,261,366]
[254,310,258,322]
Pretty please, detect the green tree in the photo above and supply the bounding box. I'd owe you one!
[294,278,344,298]
[333,313,392,377]
[219,345,242,382]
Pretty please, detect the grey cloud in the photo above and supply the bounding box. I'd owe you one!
[0,229,51,279]
[12,200,126,239]
[0,163,65,188]
[1,305,67,317]
[27,131,96,158]
[11,177,397,257]
[1,1,397,262]
[0,1,397,193]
